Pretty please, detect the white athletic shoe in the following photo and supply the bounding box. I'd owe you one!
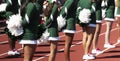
[83,54,95,60]
[8,49,21,56]
[104,44,115,48]
[92,48,102,55]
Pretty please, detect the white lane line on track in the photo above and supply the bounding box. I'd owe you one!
[0,41,8,44]
[33,27,118,61]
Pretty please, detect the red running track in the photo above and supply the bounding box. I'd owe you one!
[0,21,120,61]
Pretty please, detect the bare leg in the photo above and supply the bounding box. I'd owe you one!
[82,27,96,60]
[8,37,16,50]
[6,31,20,56]
[116,17,120,40]
[24,44,36,61]
[92,23,101,49]
[49,41,58,61]
[84,27,95,55]
[82,27,88,55]
[64,33,74,61]
[105,21,113,44]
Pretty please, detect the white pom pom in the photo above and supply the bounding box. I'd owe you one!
[14,27,23,36]
[78,9,91,23]
[7,14,23,36]
[57,15,66,31]
[0,3,7,12]
[38,30,49,44]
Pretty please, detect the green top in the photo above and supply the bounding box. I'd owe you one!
[76,0,103,21]
[0,0,23,19]
[45,2,59,27]
[59,0,78,18]
[96,0,102,20]
[20,2,42,40]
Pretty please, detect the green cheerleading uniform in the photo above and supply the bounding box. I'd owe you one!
[76,0,97,27]
[102,0,115,21]
[115,0,120,17]
[45,0,59,41]
[19,2,42,44]
[59,0,78,33]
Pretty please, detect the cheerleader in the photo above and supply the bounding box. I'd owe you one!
[57,0,78,61]
[92,0,103,55]
[115,0,120,43]
[92,0,115,55]
[76,0,97,60]
[42,0,60,61]
[102,0,115,48]
[0,0,22,56]
[18,0,44,61]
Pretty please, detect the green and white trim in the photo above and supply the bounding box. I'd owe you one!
[63,29,76,34]
[104,18,114,21]
[48,37,59,41]
[19,40,38,44]
[96,20,102,23]
[88,24,96,27]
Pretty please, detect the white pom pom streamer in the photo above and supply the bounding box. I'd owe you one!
[0,3,7,12]
[38,29,49,44]
[102,9,106,18]
[78,9,91,23]
[57,15,66,31]
[7,14,23,36]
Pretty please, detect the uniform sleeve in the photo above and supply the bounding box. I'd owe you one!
[107,0,115,10]
[21,3,35,27]
[96,0,102,21]
[106,0,115,18]
[5,0,20,19]
[45,3,58,27]
[0,0,13,19]
[59,0,74,17]
[6,0,12,12]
